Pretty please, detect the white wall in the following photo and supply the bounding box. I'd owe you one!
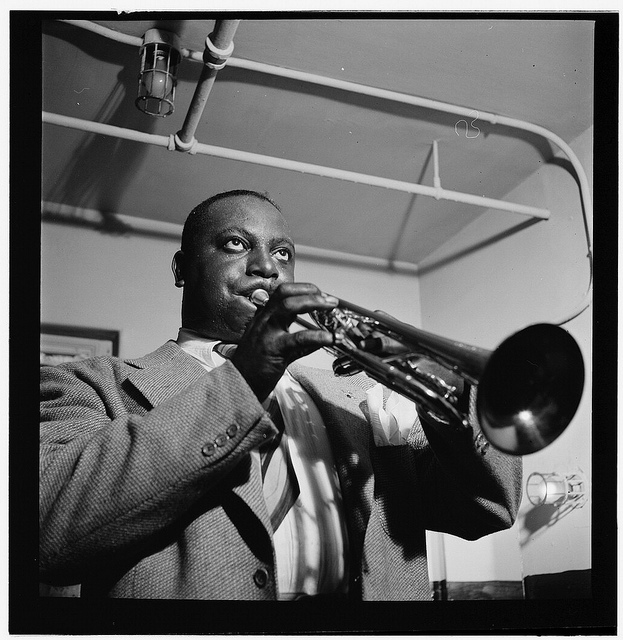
[418,127,593,582]
[41,224,183,360]
[40,222,421,368]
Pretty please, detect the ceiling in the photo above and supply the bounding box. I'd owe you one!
[41,17,594,268]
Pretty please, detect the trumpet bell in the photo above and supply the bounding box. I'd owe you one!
[477,324,585,455]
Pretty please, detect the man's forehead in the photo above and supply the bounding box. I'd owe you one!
[208,195,290,234]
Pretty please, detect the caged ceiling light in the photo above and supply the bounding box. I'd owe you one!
[136,28,182,117]
[525,470,588,510]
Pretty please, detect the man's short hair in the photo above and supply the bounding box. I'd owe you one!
[181,190,282,255]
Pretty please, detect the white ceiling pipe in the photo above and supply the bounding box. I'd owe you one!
[59,20,143,47]
[225,58,592,235]
[50,20,593,321]
[59,20,588,224]
[42,111,550,220]
[225,53,594,325]
[175,20,240,148]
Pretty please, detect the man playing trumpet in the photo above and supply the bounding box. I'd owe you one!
[40,189,522,601]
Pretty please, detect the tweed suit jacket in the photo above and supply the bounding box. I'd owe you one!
[40,340,522,600]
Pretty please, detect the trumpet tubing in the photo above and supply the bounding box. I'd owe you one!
[309,298,585,456]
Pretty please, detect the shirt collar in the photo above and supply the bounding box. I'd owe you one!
[175,327,228,371]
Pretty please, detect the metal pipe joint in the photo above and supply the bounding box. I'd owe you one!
[203,34,235,70]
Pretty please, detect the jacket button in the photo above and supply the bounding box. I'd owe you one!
[201,443,216,457]
[214,433,228,447]
[253,568,269,588]
[226,424,239,438]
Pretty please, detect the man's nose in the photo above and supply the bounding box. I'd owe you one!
[247,248,279,279]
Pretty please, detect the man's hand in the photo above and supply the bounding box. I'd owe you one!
[231,283,338,402]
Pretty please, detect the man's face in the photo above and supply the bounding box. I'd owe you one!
[180,195,295,341]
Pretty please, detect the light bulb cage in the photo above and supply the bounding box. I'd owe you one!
[136,29,182,117]
[526,470,588,509]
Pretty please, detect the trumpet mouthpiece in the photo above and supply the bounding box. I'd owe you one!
[250,289,270,307]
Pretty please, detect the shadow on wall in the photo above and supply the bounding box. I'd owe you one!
[518,502,581,548]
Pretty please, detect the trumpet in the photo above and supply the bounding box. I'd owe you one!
[299,298,585,456]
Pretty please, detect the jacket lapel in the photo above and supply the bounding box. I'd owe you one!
[125,341,208,407]
[126,341,273,539]
[228,453,273,537]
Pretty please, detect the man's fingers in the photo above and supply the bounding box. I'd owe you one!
[289,328,334,349]
[257,284,338,329]
[284,329,334,359]
[280,293,338,316]
[270,282,325,298]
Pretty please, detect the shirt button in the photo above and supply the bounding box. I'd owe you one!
[214,433,228,447]
[253,568,269,589]
[201,443,216,457]
[226,424,239,438]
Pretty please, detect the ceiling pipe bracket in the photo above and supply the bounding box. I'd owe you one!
[172,133,199,154]
[203,35,235,70]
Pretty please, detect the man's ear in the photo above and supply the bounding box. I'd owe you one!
[172,251,185,287]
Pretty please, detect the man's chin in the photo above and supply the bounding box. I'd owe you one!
[185,301,255,343]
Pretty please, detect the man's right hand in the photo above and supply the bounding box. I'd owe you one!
[231,283,338,402]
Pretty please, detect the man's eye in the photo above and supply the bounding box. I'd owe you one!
[223,238,246,253]
[273,248,292,263]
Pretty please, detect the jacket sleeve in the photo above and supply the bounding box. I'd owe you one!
[411,396,522,540]
[371,385,522,543]
[39,358,277,584]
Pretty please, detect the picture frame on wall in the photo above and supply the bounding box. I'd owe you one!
[40,324,119,366]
